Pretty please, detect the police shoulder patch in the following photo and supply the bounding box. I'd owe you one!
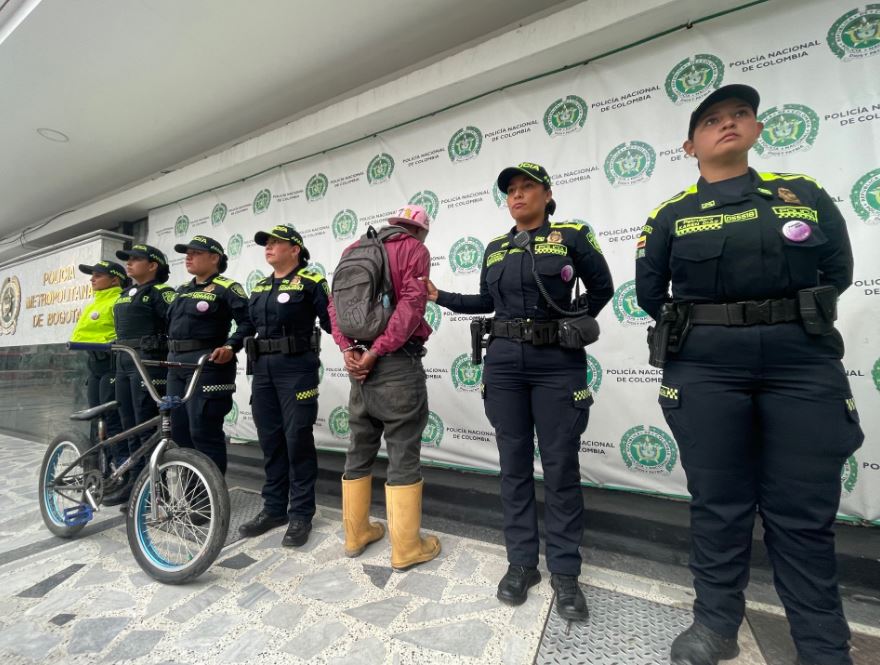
[154,283,173,291]
[212,276,234,287]
[230,283,247,298]
[162,290,176,304]
[758,171,821,189]
[297,268,324,284]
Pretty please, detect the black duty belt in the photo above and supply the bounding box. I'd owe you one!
[115,337,144,348]
[167,338,223,353]
[253,336,311,355]
[491,319,558,345]
[690,298,800,326]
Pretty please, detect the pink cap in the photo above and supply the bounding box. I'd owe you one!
[388,204,430,230]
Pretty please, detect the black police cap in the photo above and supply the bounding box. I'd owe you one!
[115,244,168,266]
[688,84,760,139]
[78,260,127,282]
[497,162,552,194]
[254,225,310,260]
[173,235,225,256]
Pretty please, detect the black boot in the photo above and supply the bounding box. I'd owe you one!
[496,565,541,605]
[238,510,287,538]
[282,519,312,547]
[671,621,739,665]
[102,472,133,507]
[550,574,589,621]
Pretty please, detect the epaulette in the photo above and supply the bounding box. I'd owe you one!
[212,275,234,287]
[648,185,699,220]
[488,233,508,244]
[549,221,585,231]
[297,268,324,284]
[153,283,173,291]
[758,172,821,188]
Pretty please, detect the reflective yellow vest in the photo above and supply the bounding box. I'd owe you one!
[70,286,121,343]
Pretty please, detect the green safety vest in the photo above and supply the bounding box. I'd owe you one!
[70,286,121,343]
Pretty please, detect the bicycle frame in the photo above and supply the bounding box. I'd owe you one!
[61,342,209,519]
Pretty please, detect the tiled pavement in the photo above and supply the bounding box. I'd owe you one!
[0,434,875,664]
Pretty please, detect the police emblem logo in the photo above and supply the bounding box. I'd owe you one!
[841,455,859,495]
[450,353,483,392]
[211,202,227,226]
[850,167,880,224]
[612,280,650,326]
[408,190,440,220]
[491,181,507,208]
[227,233,244,259]
[447,126,483,163]
[586,354,603,393]
[420,411,445,448]
[547,230,563,244]
[162,290,176,304]
[174,215,190,237]
[328,405,351,439]
[449,237,485,274]
[424,301,442,332]
[776,187,802,204]
[203,284,216,293]
[873,356,880,394]
[604,141,657,187]
[332,209,359,241]
[754,104,820,157]
[292,276,302,285]
[620,425,678,474]
[252,189,272,215]
[827,5,880,61]
[543,95,588,137]
[664,53,725,104]
[305,173,329,202]
[0,276,22,335]
[367,153,395,185]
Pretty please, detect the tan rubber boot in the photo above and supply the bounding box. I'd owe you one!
[342,475,385,557]
[385,480,441,571]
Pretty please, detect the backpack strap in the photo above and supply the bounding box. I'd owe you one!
[370,225,410,309]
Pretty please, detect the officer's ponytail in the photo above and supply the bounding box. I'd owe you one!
[545,198,557,217]
[155,265,170,284]
[218,255,228,274]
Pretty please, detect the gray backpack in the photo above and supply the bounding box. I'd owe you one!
[331,225,409,341]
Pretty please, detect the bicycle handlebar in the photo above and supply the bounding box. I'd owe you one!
[68,343,209,408]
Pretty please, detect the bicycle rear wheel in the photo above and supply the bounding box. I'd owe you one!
[38,432,96,537]
[126,448,229,584]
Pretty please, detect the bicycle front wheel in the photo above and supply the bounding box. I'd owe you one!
[126,448,229,584]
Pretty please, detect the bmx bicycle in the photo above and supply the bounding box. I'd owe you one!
[38,342,230,584]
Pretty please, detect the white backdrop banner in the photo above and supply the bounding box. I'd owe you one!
[0,232,130,348]
[148,0,880,522]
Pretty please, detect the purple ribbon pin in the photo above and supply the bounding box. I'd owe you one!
[782,220,812,242]
[196,300,210,312]
[560,265,574,282]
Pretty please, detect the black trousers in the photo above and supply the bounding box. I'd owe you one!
[85,353,122,446]
[661,323,862,665]
[114,353,164,466]
[167,350,235,475]
[251,351,320,521]
[482,338,592,576]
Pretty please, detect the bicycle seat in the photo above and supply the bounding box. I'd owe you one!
[70,401,119,421]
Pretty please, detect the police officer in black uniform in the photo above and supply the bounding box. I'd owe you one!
[636,85,863,665]
[238,225,331,547]
[425,162,613,620]
[108,244,174,504]
[166,236,254,475]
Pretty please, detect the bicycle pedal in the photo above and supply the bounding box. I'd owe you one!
[63,504,94,526]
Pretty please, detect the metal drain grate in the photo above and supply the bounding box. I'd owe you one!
[224,487,264,546]
[535,585,692,665]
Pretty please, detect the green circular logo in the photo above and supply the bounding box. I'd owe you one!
[613,280,650,326]
[841,455,859,494]
[620,425,678,474]
[604,141,656,186]
[586,354,603,393]
[174,215,190,237]
[492,181,507,208]
[329,405,351,439]
[850,167,880,224]
[449,237,485,274]
[447,126,483,163]
[211,203,227,226]
[408,190,440,221]
[227,233,244,260]
[246,270,266,295]
[225,400,239,425]
[543,95,588,137]
[421,411,444,448]
[451,353,482,392]
[827,6,880,61]
[873,356,880,392]
[310,262,326,277]
[332,209,359,240]
[664,53,724,104]
[424,301,442,332]
[754,104,820,157]
[367,153,395,185]
[306,173,329,202]
[253,189,272,215]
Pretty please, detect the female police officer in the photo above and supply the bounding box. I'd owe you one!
[636,85,863,665]
[237,225,331,548]
[107,244,174,505]
[70,260,127,445]
[424,162,613,620]
[166,235,254,476]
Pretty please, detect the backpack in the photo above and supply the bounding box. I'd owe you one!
[331,225,409,341]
